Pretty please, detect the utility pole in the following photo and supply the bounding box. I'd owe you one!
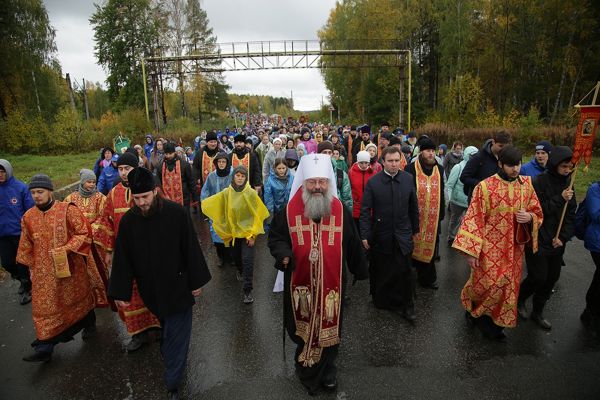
[66,73,76,112]
[82,78,90,121]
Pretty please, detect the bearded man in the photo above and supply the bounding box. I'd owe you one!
[228,133,262,193]
[268,154,367,395]
[110,167,211,400]
[157,142,195,208]
[404,138,445,290]
[18,174,107,362]
[192,131,220,195]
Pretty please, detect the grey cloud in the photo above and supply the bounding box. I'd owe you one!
[44,0,337,110]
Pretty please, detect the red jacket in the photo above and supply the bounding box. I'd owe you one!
[348,162,378,218]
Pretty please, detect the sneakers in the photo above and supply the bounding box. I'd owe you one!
[126,332,146,352]
[23,351,52,363]
[531,312,552,330]
[242,291,254,304]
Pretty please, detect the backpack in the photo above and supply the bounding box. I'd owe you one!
[575,196,591,240]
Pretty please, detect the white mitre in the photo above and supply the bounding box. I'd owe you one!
[288,153,338,200]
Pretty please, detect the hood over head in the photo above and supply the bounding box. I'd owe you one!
[463,146,479,163]
[0,159,14,180]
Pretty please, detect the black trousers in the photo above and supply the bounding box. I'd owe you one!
[370,242,414,310]
[214,242,232,263]
[587,252,600,317]
[233,238,254,293]
[413,259,437,287]
[519,248,562,314]
[33,310,96,353]
[160,307,193,392]
[0,235,31,288]
[294,343,338,393]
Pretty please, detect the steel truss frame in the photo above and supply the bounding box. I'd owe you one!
[141,40,411,128]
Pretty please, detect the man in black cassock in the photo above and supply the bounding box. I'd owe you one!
[360,146,420,321]
[268,154,367,396]
[109,167,211,400]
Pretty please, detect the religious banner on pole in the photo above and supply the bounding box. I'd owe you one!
[572,105,600,167]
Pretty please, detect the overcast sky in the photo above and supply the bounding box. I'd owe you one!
[44,0,338,111]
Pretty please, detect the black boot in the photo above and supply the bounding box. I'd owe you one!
[531,312,552,330]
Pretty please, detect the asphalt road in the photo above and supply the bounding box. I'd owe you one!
[1,216,599,400]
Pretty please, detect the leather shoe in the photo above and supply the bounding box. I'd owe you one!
[126,333,145,352]
[531,313,552,330]
[517,302,528,320]
[23,351,51,362]
[321,376,337,391]
[403,307,416,322]
[20,292,32,305]
[82,325,97,340]
[167,390,180,400]
[427,282,439,290]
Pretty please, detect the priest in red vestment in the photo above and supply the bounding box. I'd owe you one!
[453,146,543,341]
[17,174,106,362]
[157,142,195,208]
[94,152,161,351]
[268,154,367,395]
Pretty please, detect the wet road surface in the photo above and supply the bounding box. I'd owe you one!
[1,216,599,399]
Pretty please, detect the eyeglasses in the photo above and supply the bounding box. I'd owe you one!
[305,178,328,186]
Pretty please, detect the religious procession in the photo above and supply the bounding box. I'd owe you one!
[2,104,600,399]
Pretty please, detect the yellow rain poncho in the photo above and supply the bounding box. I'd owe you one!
[201,184,269,246]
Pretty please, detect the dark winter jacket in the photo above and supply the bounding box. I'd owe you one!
[360,170,420,255]
[109,198,211,318]
[460,139,500,199]
[533,146,576,255]
[443,151,463,178]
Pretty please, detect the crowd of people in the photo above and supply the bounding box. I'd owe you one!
[1,115,600,398]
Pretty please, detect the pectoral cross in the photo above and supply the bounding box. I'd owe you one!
[289,215,311,246]
[321,216,343,246]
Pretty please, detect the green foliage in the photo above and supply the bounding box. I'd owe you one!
[515,106,544,149]
[90,0,158,110]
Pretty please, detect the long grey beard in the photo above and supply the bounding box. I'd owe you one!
[302,188,333,220]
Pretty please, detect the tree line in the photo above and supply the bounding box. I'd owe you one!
[319,0,600,127]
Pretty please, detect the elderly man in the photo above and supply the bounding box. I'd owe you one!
[18,174,107,362]
[110,167,211,400]
[268,154,367,395]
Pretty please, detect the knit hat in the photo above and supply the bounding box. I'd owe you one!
[285,149,299,162]
[389,136,402,146]
[359,125,371,134]
[29,174,53,191]
[116,152,139,168]
[317,140,334,153]
[175,146,183,153]
[164,142,176,153]
[365,143,378,153]
[79,169,96,184]
[357,151,370,163]
[206,132,218,142]
[128,167,155,194]
[535,140,553,154]
[419,138,436,151]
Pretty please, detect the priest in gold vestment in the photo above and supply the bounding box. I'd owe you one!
[453,146,543,341]
[17,174,107,362]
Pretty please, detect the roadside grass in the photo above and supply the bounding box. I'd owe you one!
[0,151,99,189]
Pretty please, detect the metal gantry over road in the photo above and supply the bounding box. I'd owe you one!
[141,40,412,129]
